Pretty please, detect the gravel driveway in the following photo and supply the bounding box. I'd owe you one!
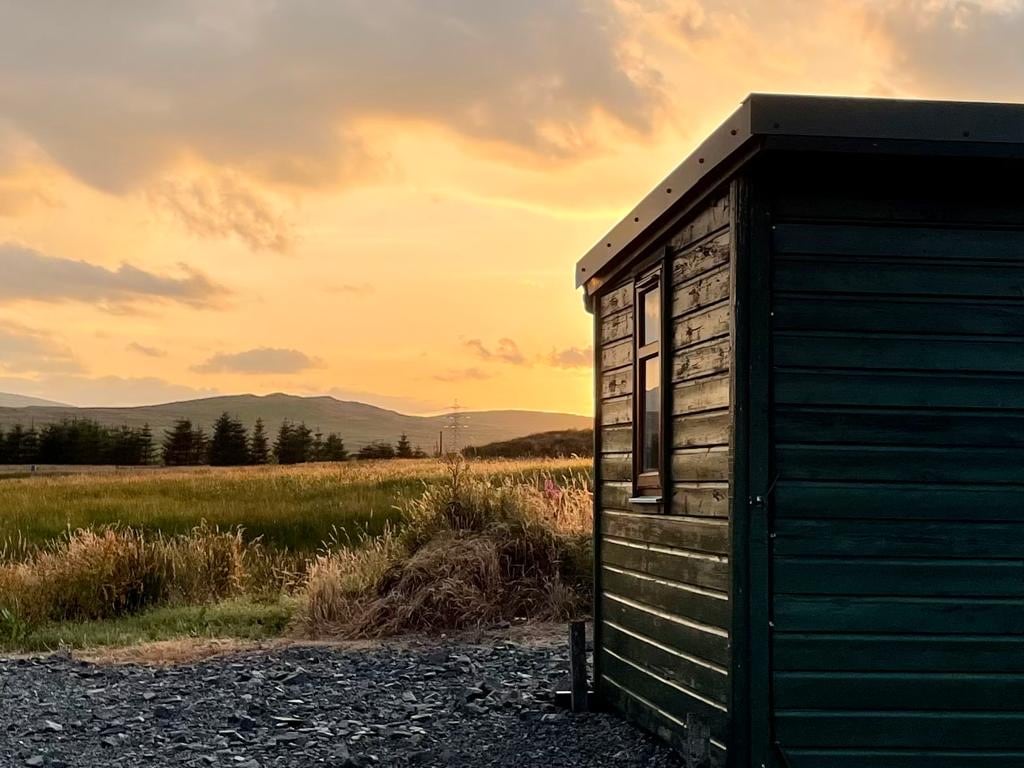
[0,634,683,767]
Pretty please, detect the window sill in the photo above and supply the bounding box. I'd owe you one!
[627,496,664,512]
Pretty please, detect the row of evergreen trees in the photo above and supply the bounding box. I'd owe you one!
[0,414,427,467]
[0,421,154,465]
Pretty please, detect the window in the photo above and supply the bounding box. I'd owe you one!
[635,280,662,493]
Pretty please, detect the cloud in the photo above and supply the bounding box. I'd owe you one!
[0,243,227,308]
[192,347,322,374]
[546,346,593,369]
[465,338,527,365]
[0,1,659,192]
[0,374,218,407]
[434,367,493,383]
[0,322,82,374]
[148,173,295,253]
[127,342,166,358]
[864,0,1024,98]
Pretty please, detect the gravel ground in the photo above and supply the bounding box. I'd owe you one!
[0,637,683,767]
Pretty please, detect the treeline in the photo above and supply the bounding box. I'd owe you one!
[163,414,428,466]
[0,421,154,465]
[0,413,428,467]
[463,429,593,459]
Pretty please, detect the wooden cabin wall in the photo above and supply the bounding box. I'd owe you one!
[765,153,1024,766]
[595,190,733,765]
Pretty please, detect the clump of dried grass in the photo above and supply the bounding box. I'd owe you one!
[0,524,253,627]
[296,456,593,638]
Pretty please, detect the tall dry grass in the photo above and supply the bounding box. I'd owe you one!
[296,457,593,637]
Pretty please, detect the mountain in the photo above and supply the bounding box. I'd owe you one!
[464,429,593,459]
[0,392,68,408]
[0,393,591,451]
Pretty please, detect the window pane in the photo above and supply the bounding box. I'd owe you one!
[642,357,660,472]
[643,287,660,346]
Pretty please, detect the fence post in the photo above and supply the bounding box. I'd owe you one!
[569,620,588,713]
[686,713,711,768]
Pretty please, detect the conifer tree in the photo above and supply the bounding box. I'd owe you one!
[249,418,270,464]
[162,419,195,466]
[395,433,414,459]
[321,433,348,461]
[209,412,249,466]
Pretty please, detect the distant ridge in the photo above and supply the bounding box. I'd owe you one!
[0,393,591,450]
[0,392,69,408]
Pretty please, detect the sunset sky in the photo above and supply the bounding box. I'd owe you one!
[2,1,1022,414]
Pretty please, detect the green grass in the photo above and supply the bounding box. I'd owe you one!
[0,458,590,553]
[0,598,296,653]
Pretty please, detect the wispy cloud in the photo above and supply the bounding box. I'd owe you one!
[0,374,218,408]
[465,338,527,365]
[0,243,227,308]
[546,346,592,369]
[0,322,82,374]
[148,173,295,253]
[127,342,166,358]
[193,347,322,374]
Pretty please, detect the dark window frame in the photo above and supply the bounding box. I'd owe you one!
[634,271,663,496]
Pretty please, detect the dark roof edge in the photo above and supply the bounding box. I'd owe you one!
[576,93,1024,291]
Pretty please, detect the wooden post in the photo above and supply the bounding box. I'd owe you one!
[569,620,588,713]
[686,714,711,768]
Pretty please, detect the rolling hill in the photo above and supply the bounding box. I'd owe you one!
[0,392,68,408]
[0,393,591,451]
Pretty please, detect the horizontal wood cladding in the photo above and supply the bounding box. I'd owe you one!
[592,195,734,757]
[769,206,1024,759]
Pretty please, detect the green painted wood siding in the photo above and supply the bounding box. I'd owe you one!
[768,156,1024,766]
[595,191,733,766]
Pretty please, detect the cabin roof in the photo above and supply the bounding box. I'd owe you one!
[576,93,1024,291]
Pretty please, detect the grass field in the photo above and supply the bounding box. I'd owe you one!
[0,458,593,651]
[0,458,590,553]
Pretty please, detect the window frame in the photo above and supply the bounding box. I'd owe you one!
[634,271,663,496]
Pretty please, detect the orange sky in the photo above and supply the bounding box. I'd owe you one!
[1,0,1022,414]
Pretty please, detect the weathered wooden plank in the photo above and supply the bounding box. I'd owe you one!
[601,340,632,371]
[603,567,730,629]
[775,369,1024,410]
[774,595,1024,634]
[774,519,1024,559]
[603,595,731,668]
[672,268,730,317]
[602,510,729,554]
[672,230,730,285]
[774,711,1024,749]
[600,680,728,768]
[602,537,730,592]
[600,282,633,314]
[773,222,1024,261]
[775,332,1024,373]
[601,482,632,511]
[673,303,730,350]
[667,193,730,253]
[774,480,1024,521]
[774,671,1024,712]
[600,396,631,426]
[672,447,730,482]
[673,410,730,448]
[601,367,632,399]
[774,295,1024,336]
[776,444,1024,484]
[601,426,632,454]
[776,406,1024,448]
[600,454,632,482]
[600,308,634,344]
[772,749,1024,768]
[774,557,1024,597]
[672,338,730,382]
[775,257,1024,299]
[602,650,729,738]
[670,483,730,518]
[773,633,1024,672]
[603,622,729,704]
[674,375,731,416]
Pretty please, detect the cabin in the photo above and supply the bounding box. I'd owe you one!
[577,94,1024,767]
